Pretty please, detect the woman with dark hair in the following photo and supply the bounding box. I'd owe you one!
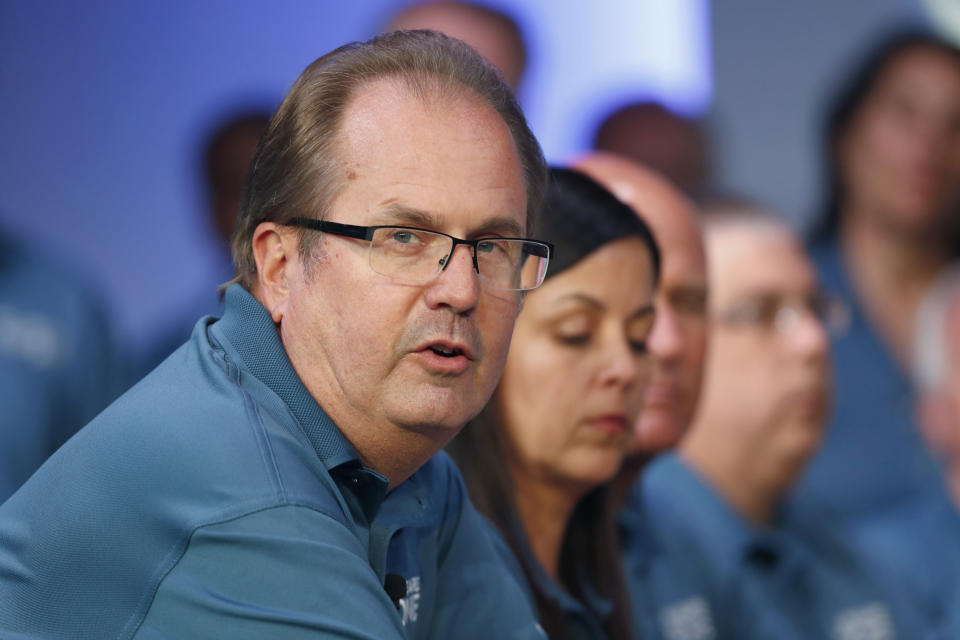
[447,167,660,639]
[798,28,960,633]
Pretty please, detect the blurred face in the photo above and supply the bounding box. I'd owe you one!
[388,5,525,89]
[278,79,527,442]
[209,122,265,245]
[596,107,708,193]
[496,237,656,492]
[574,154,708,456]
[838,46,960,237]
[697,224,831,470]
[637,203,708,455]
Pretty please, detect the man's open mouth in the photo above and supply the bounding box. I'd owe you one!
[429,345,464,358]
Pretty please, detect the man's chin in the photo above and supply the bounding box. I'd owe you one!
[630,412,685,457]
[390,395,481,433]
[384,372,494,430]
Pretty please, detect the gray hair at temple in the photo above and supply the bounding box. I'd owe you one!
[229,29,547,291]
[914,267,960,392]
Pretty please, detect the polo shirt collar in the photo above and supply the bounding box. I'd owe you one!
[215,284,366,472]
[643,453,764,574]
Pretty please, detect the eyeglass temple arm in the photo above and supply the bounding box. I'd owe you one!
[522,242,552,259]
[286,218,373,240]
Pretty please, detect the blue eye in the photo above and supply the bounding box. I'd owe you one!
[391,230,418,244]
[476,240,501,255]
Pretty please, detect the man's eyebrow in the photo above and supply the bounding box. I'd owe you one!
[372,203,525,237]
[472,216,525,238]
[629,304,656,322]
[371,204,443,229]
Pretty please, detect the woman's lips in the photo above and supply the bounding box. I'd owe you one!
[584,414,628,435]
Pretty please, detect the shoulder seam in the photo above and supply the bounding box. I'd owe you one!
[123,500,355,639]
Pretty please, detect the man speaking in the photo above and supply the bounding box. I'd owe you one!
[0,30,551,639]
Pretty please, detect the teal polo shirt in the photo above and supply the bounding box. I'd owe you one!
[625,453,915,640]
[0,284,543,639]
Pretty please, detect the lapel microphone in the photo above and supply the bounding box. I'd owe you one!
[384,573,407,609]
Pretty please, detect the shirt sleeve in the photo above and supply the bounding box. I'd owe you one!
[135,505,406,640]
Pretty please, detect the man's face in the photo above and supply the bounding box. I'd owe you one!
[278,79,527,444]
[574,154,708,457]
[696,224,830,467]
[636,195,708,456]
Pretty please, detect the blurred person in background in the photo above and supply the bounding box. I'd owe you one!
[593,101,712,198]
[642,202,915,639]
[385,0,527,91]
[448,167,660,640]
[856,265,960,635]
[796,30,960,620]
[136,108,271,376]
[203,110,271,250]
[915,266,960,507]
[574,151,711,640]
[0,226,120,504]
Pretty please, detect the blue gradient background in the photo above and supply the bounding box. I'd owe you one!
[0,0,929,357]
[0,1,709,355]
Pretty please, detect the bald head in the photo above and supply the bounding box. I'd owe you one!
[386,2,527,89]
[575,151,708,459]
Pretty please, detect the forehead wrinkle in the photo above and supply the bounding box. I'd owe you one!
[371,203,444,228]
[371,202,524,236]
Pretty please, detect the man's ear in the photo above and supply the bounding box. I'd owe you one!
[252,222,300,323]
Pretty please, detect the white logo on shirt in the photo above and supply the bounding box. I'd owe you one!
[659,596,716,640]
[399,576,421,626]
[0,306,62,369]
[833,603,894,640]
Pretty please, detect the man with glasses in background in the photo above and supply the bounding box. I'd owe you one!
[638,199,920,639]
[0,31,550,639]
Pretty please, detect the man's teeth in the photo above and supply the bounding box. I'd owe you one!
[430,345,459,357]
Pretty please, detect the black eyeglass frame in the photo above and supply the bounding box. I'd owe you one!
[284,217,554,289]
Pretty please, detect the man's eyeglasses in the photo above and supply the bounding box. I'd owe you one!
[285,218,554,291]
[715,292,849,336]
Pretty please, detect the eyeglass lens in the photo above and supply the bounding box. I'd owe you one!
[367,227,548,291]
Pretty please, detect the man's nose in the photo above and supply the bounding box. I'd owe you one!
[789,307,830,361]
[648,305,683,364]
[424,244,481,313]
